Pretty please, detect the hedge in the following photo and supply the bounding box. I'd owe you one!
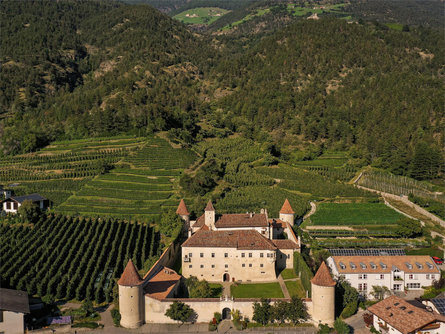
[293,252,313,298]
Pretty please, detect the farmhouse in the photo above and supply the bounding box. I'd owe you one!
[2,194,48,214]
[182,199,300,282]
[326,255,440,296]
[0,288,30,334]
[367,295,445,334]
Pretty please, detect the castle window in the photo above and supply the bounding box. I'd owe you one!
[225,264,228,268]
[224,253,228,258]
[426,274,430,279]
[212,265,215,268]
[287,254,290,259]
[249,253,252,258]
[241,253,245,257]
[212,253,215,258]
[242,264,245,267]
[260,264,263,267]
[200,265,204,268]
[189,265,192,268]
[380,274,384,280]
[249,264,252,267]
[260,253,264,258]
[200,253,204,258]
[189,253,192,257]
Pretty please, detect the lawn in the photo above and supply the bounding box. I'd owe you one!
[310,203,404,226]
[280,269,297,280]
[231,283,284,298]
[385,23,403,31]
[406,247,443,258]
[285,280,306,298]
[174,7,229,25]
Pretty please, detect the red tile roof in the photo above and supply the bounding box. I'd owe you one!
[269,218,286,228]
[176,199,190,215]
[145,267,181,300]
[182,230,277,250]
[205,200,215,211]
[192,214,205,228]
[368,295,445,334]
[311,261,336,287]
[331,256,439,274]
[280,199,294,214]
[118,259,143,286]
[215,213,268,228]
[272,239,299,249]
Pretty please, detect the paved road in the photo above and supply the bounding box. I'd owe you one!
[344,309,369,334]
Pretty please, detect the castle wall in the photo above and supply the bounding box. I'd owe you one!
[276,249,294,270]
[182,247,276,282]
[145,297,312,324]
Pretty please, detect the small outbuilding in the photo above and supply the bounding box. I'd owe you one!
[0,288,30,334]
[2,194,48,214]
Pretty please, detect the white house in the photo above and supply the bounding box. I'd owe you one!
[0,288,30,334]
[367,295,445,334]
[326,255,440,296]
[2,194,48,214]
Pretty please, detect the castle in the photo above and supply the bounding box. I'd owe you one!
[118,199,336,328]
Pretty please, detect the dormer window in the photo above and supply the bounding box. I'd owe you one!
[380,262,387,269]
[339,262,346,270]
[426,262,433,269]
[350,262,357,269]
[370,262,377,269]
[405,262,412,269]
[415,262,423,269]
[360,262,367,269]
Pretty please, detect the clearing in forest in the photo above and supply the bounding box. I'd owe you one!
[174,7,229,25]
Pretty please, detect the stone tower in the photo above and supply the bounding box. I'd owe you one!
[204,200,216,230]
[279,199,295,226]
[118,259,144,328]
[310,261,336,326]
[176,199,190,225]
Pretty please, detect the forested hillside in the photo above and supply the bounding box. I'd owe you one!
[0,0,443,180]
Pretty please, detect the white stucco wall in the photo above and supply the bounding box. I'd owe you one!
[0,310,25,334]
[182,247,276,282]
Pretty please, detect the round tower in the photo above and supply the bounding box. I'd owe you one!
[118,259,144,328]
[279,199,295,226]
[176,199,190,225]
[310,261,336,327]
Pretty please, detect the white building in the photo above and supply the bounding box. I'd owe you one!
[367,295,445,334]
[0,288,30,334]
[2,194,48,214]
[181,199,300,282]
[326,255,440,296]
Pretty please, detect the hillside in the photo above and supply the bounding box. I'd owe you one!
[0,1,443,181]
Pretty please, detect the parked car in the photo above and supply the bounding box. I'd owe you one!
[432,256,444,265]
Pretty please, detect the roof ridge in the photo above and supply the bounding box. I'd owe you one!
[205,200,215,211]
[118,259,143,286]
[176,199,190,215]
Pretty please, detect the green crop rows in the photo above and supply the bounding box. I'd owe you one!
[57,136,197,221]
[310,203,404,226]
[0,214,160,303]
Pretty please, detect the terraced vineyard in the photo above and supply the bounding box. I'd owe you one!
[0,136,144,205]
[57,136,197,221]
[0,214,160,302]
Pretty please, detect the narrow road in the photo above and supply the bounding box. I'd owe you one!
[277,274,291,299]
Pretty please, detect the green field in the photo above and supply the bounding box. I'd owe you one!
[174,7,229,25]
[284,280,306,298]
[56,136,197,221]
[385,23,404,31]
[310,203,404,226]
[280,269,297,280]
[231,283,284,298]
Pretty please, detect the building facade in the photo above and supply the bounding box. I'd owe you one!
[326,255,440,297]
[0,288,30,334]
[2,194,48,214]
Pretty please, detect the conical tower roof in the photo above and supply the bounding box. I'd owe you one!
[205,200,215,211]
[176,199,190,215]
[311,261,336,287]
[280,199,295,214]
[118,259,143,286]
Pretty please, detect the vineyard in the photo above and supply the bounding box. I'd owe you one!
[0,214,160,303]
[56,136,197,221]
[0,136,145,205]
[357,169,445,204]
[256,164,376,199]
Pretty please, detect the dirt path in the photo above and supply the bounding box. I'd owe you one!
[303,201,317,220]
[277,274,291,299]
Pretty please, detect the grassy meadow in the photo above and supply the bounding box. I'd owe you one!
[231,282,284,298]
[174,7,229,25]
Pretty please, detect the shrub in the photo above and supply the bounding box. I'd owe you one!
[341,301,358,319]
[334,318,350,334]
[111,308,121,327]
[318,323,332,334]
[208,322,217,331]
